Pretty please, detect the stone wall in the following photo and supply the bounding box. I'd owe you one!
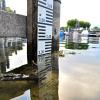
[0,11,26,37]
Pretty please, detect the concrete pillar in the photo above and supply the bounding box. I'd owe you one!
[27,0,61,63]
[27,0,38,64]
[52,0,61,52]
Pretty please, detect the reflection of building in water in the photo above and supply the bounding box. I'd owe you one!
[5,37,22,48]
[0,54,59,100]
[0,37,27,74]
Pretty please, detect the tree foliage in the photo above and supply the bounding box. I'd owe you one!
[67,19,91,29]
[91,26,100,31]
[60,27,68,31]
[67,19,78,28]
[5,7,14,13]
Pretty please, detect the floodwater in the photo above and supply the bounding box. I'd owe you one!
[59,36,100,100]
[0,36,100,100]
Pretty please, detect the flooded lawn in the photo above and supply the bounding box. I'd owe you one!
[0,37,100,100]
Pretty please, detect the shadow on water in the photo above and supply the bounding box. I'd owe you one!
[0,37,59,100]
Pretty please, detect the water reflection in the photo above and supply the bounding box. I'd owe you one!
[0,37,27,74]
[11,90,31,100]
[32,54,59,100]
[0,35,100,100]
[0,39,59,100]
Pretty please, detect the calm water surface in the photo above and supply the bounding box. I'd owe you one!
[59,37,100,100]
[0,37,100,100]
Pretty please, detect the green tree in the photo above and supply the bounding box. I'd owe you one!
[79,21,91,28]
[84,22,91,28]
[79,21,85,28]
[92,26,100,31]
[5,7,14,13]
[60,27,68,31]
[60,27,65,31]
[67,19,78,29]
[66,19,91,29]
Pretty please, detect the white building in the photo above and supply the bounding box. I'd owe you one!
[73,30,80,43]
[81,29,89,43]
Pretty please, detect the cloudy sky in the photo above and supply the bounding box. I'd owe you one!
[60,0,100,27]
[6,0,100,27]
[6,0,27,15]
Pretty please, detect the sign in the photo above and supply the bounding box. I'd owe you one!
[37,0,53,55]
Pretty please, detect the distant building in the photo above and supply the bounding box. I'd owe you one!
[0,0,6,10]
[81,30,89,37]
[73,30,80,43]
[81,29,89,43]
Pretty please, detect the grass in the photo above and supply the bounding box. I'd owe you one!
[65,42,89,50]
